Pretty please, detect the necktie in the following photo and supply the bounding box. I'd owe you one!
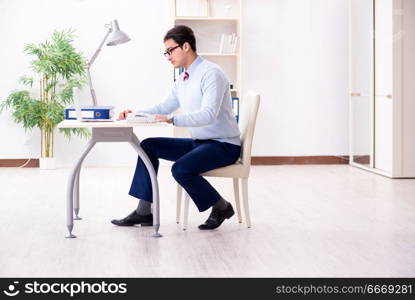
[183,71,189,81]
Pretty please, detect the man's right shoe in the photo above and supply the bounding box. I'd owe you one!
[198,202,235,230]
[111,210,153,226]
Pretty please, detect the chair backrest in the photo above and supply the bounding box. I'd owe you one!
[238,92,260,166]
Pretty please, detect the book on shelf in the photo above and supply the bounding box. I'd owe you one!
[219,34,225,53]
[232,97,239,123]
[232,36,238,53]
[218,33,238,54]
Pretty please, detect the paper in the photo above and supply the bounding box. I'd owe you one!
[123,113,158,123]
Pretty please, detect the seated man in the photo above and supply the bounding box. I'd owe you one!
[112,25,241,230]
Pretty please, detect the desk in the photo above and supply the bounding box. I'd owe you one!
[57,120,170,238]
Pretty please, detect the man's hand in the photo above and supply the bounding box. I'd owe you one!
[118,109,132,120]
[155,114,173,124]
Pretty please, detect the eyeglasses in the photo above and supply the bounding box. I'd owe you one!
[163,45,181,57]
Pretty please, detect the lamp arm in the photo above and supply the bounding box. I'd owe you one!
[87,29,111,67]
[86,29,111,106]
[86,68,98,106]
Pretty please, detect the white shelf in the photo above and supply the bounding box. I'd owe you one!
[174,0,242,98]
[175,17,239,21]
[199,52,238,56]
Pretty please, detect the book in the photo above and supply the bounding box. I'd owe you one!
[232,97,239,123]
[220,33,238,54]
[65,106,114,121]
[232,36,238,53]
[219,34,225,53]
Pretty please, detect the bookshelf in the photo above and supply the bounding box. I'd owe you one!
[173,0,242,100]
[171,0,242,138]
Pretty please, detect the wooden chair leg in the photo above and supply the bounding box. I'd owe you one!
[241,178,251,228]
[233,178,242,223]
[176,185,183,224]
[183,192,190,231]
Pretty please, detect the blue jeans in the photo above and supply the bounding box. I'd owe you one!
[129,137,241,212]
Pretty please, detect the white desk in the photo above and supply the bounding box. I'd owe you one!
[57,120,170,238]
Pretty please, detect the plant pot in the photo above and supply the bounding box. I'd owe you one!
[39,157,56,170]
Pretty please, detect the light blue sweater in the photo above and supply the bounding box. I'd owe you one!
[138,56,240,145]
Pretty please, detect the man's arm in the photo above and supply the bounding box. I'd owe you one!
[137,82,180,115]
[173,69,226,127]
[118,83,180,121]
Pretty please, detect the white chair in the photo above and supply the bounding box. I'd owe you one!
[176,92,260,230]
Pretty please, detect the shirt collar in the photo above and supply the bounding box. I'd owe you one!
[184,55,203,75]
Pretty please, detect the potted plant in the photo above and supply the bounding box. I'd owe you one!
[1,30,90,169]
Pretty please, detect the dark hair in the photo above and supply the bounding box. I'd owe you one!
[164,25,197,52]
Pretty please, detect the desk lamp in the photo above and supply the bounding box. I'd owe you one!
[87,19,130,107]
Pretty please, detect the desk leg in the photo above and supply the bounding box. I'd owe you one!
[65,140,96,238]
[73,168,82,220]
[129,135,162,238]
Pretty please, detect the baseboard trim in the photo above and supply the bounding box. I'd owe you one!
[0,156,350,168]
[0,159,39,168]
[251,156,349,165]
[351,155,370,164]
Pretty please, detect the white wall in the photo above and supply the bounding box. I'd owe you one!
[242,0,349,156]
[0,0,349,167]
[0,0,175,167]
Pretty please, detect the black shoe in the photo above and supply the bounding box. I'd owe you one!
[198,203,235,230]
[111,210,153,227]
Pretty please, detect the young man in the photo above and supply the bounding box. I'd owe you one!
[111,25,241,230]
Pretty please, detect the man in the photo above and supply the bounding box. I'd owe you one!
[111,25,241,230]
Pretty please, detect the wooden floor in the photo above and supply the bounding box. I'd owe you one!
[1,165,415,277]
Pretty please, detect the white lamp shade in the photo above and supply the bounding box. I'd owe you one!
[106,20,131,46]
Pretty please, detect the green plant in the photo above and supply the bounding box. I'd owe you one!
[0,29,90,158]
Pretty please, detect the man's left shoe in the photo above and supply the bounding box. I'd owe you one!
[111,210,153,227]
[198,202,235,230]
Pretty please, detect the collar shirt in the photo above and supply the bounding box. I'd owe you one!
[139,56,240,145]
